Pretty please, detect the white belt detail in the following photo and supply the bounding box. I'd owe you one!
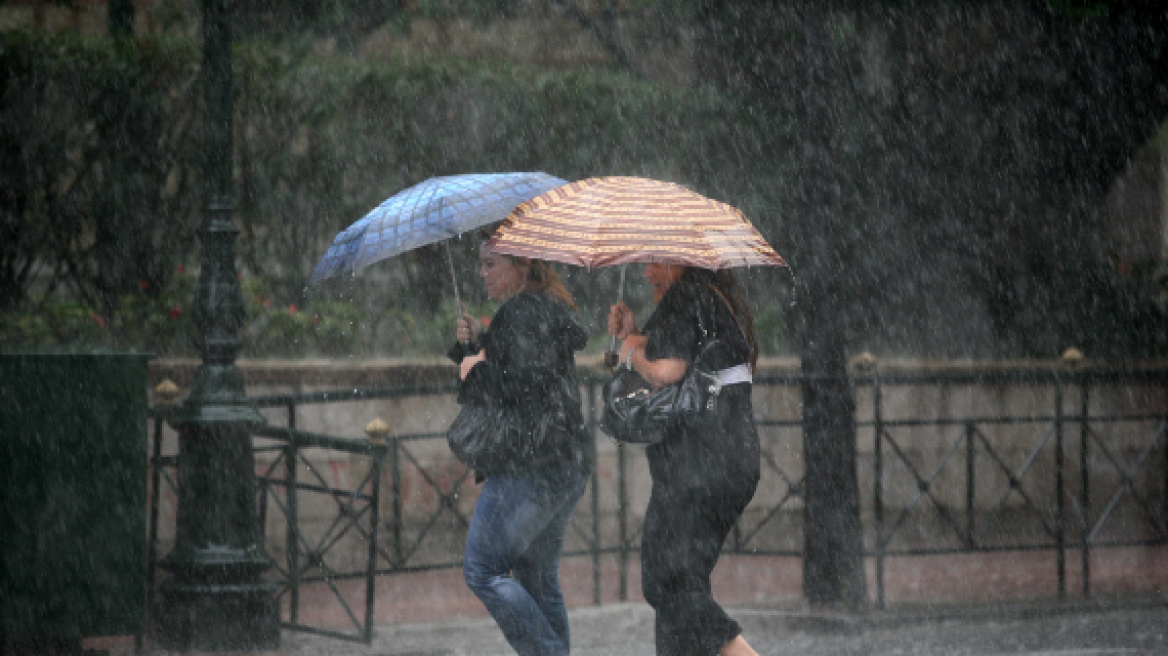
[715,364,752,386]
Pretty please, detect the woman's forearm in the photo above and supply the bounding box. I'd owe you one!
[459,350,486,380]
[619,335,687,387]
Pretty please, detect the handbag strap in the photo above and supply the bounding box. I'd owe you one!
[704,284,748,345]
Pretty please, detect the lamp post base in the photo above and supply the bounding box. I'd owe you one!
[155,579,280,651]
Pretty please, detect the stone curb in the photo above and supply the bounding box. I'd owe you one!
[731,594,1168,636]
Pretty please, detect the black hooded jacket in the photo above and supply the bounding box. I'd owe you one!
[449,291,592,476]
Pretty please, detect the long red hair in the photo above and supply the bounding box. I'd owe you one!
[682,267,759,370]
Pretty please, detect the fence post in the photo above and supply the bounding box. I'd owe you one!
[391,437,404,567]
[285,400,298,623]
[365,449,382,644]
[873,375,885,610]
[966,421,976,550]
[618,443,628,602]
[1080,381,1091,596]
[286,438,299,625]
[588,380,601,606]
[1055,378,1066,599]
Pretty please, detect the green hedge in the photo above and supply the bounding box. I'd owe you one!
[1,28,794,358]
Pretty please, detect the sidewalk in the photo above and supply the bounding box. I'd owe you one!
[277,598,1168,656]
[253,546,1168,630]
[111,546,1168,654]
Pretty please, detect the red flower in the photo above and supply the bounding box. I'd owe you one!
[176,265,186,274]
[137,280,149,291]
[262,298,271,308]
[288,304,298,314]
[480,315,491,327]
[91,313,107,328]
[169,307,183,319]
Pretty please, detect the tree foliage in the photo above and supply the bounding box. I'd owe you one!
[0,30,201,319]
[3,0,1167,359]
[1,27,784,356]
[692,0,1168,358]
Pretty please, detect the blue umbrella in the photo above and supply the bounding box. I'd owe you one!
[308,173,569,299]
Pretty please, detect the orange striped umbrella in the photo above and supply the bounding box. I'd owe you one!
[485,176,786,270]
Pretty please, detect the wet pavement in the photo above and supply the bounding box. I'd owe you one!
[278,598,1168,656]
[124,546,1168,655]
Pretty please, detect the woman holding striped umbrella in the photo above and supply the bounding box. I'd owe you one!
[608,264,762,656]
[487,177,785,655]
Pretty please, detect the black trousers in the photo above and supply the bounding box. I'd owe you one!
[640,476,756,655]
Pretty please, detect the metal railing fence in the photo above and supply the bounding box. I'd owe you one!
[859,368,1168,607]
[146,366,1168,643]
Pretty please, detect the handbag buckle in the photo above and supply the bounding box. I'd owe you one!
[705,371,722,396]
[703,371,722,410]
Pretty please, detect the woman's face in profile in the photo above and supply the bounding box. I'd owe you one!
[479,246,528,301]
[643,263,685,303]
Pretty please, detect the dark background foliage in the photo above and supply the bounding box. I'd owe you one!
[694,0,1168,358]
[1,0,1166,359]
[0,25,787,357]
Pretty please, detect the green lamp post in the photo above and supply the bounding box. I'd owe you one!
[154,0,279,649]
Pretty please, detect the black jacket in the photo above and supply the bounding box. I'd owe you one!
[449,292,591,475]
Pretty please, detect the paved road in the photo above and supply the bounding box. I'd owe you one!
[280,601,1168,656]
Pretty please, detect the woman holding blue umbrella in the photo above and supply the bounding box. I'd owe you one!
[311,172,589,652]
[449,225,592,656]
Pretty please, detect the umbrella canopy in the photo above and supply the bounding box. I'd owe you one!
[485,176,786,270]
[309,172,568,285]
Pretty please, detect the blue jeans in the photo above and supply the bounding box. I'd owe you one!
[463,467,589,656]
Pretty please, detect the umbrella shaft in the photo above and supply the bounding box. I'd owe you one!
[446,241,464,314]
[445,241,471,347]
[608,265,627,353]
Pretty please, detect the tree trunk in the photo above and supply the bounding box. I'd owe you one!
[797,1,867,609]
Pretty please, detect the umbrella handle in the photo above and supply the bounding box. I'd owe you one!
[604,265,627,369]
[446,241,481,354]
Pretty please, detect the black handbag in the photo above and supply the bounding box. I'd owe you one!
[599,337,729,445]
[600,285,746,446]
[447,396,537,472]
[448,382,572,472]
